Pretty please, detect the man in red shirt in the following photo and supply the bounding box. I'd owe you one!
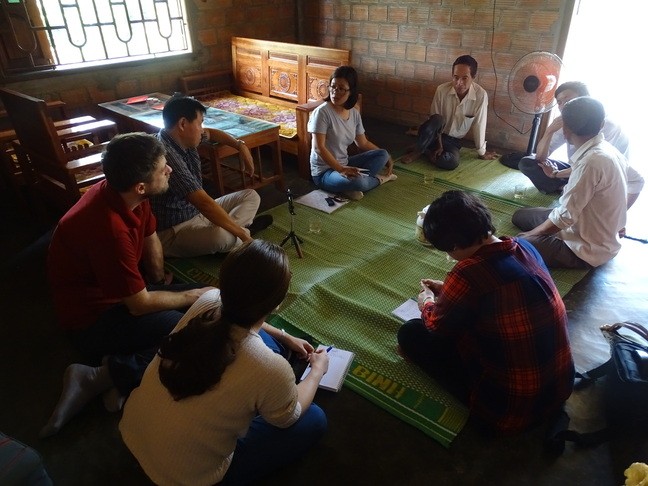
[41,132,212,437]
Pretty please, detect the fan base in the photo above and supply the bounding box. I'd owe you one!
[499,151,528,170]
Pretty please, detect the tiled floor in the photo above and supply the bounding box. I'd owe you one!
[1,118,647,485]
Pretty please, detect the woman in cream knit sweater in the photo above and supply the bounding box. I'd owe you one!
[120,240,329,485]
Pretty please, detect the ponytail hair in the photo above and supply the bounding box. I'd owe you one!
[157,240,291,400]
[158,308,234,401]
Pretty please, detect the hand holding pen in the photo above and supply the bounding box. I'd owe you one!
[308,346,330,374]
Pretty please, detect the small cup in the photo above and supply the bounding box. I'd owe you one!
[423,172,435,185]
[513,184,527,199]
[308,216,322,234]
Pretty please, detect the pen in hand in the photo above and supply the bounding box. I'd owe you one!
[326,345,334,353]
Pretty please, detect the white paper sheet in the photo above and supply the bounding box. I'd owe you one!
[294,189,349,214]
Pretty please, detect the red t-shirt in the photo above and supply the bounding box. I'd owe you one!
[47,180,156,330]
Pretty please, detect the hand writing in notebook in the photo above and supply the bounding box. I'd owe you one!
[302,348,329,381]
[300,345,354,392]
[281,333,314,359]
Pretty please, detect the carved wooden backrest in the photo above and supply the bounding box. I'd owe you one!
[231,37,351,105]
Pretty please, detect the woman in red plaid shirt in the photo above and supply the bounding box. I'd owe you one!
[397,191,574,434]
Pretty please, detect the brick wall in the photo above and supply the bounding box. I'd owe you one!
[301,0,570,152]
[3,0,570,152]
[2,0,297,119]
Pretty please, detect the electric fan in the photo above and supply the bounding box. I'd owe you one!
[500,51,564,169]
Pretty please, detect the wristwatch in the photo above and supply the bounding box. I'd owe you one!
[552,169,560,178]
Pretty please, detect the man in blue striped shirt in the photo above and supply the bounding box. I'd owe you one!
[151,95,272,257]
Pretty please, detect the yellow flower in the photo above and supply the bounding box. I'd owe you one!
[625,463,648,486]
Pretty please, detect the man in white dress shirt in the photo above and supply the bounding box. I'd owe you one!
[512,97,628,268]
[517,81,643,208]
[402,55,499,169]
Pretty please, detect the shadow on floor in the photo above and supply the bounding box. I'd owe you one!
[1,117,647,485]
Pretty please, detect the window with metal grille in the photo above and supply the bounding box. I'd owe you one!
[0,0,192,76]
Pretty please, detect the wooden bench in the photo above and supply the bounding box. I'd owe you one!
[180,37,352,179]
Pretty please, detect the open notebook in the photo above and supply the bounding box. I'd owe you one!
[300,345,355,392]
[391,298,421,322]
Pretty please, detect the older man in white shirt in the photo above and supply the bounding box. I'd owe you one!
[518,81,644,207]
[512,97,628,268]
[402,55,499,169]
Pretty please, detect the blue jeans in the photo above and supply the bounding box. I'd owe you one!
[68,282,208,396]
[519,156,570,194]
[221,404,327,485]
[258,328,293,360]
[312,149,390,193]
[220,328,327,484]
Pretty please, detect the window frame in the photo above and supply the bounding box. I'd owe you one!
[0,0,195,82]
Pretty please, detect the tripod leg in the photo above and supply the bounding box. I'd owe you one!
[280,234,291,247]
[291,233,303,258]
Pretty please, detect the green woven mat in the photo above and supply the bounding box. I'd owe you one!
[394,147,559,208]
[164,167,590,446]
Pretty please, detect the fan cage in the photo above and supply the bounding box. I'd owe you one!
[508,52,563,115]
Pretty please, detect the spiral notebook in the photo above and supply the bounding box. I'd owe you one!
[300,345,355,392]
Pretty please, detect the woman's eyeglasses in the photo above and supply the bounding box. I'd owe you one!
[328,85,350,94]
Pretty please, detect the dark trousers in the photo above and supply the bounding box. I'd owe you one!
[68,282,207,396]
[397,318,470,403]
[511,208,591,269]
[417,114,462,170]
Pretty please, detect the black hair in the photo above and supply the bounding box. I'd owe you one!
[423,191,495,252]
[162,95,206,129]
[562,96,605,137]
[324,65,359,110]
[555,81,589,99]
[453,55,478,78]
[101,132,166,192]
[157,240,291,401]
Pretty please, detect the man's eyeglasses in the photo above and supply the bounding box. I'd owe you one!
[328,85,350,94]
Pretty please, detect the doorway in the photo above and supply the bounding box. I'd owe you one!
[561,0,646,168]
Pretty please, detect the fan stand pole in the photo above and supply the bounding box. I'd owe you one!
[499,112,544,169]
[526,113,543,155]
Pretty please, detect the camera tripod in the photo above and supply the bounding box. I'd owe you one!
[280,189,304,258]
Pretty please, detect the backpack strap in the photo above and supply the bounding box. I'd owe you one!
[543,408,611,455]
[574,360,611,390]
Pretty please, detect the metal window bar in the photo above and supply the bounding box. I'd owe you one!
[9,0,190,68]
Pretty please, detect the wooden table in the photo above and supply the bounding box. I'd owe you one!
[98,93,285,195]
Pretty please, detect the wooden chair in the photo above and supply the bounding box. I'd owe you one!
[0,100,68,209]
[0,88,117,212]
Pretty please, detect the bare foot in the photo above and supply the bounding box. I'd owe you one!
[39,364,112,438]
[377,173,398,185]
[102,387,127,413]
[396,345,411,363]
[401,150,421,164]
